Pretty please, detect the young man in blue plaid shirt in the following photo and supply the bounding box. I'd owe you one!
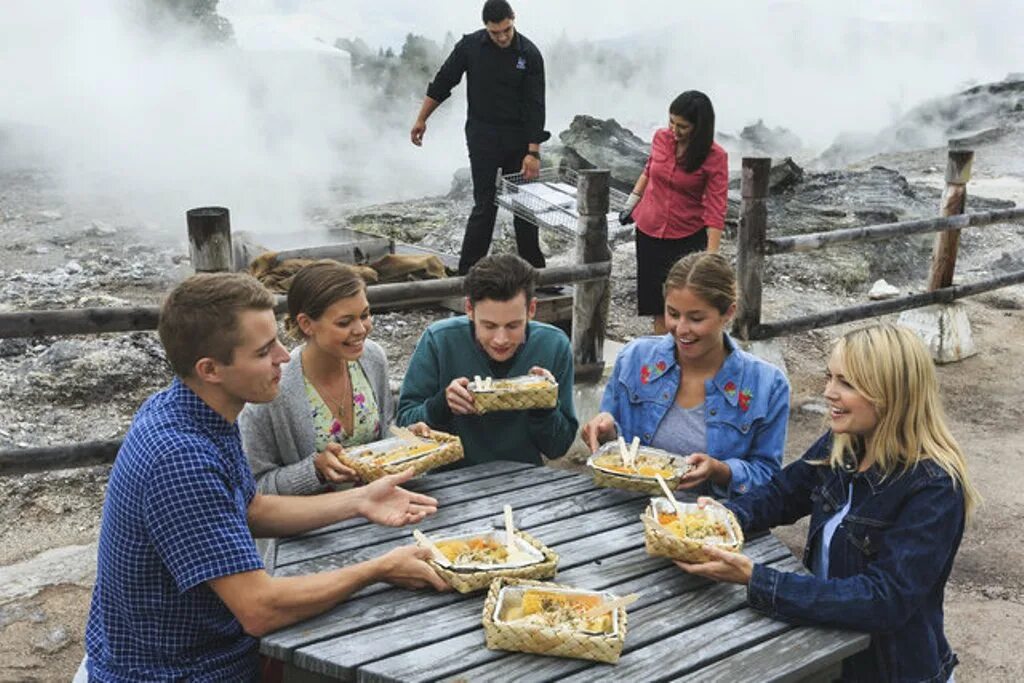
[80,274,447,682]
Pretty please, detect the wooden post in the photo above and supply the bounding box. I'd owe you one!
[573,169,612,382]
[187,206,233,273]
[733,158,771,340]
[927,149,974,290]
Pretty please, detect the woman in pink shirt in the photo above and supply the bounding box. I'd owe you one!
[621,90,729,334]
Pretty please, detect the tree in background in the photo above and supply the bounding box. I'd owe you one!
[142,0,234,43]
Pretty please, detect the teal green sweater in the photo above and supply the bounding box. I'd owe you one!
[396,317,578,467]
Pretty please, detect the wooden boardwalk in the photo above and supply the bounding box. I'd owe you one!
[263,461,869,682]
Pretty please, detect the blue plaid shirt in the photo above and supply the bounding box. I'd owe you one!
[85,379,265,681]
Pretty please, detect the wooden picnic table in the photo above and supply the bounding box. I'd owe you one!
[263,461,869,682]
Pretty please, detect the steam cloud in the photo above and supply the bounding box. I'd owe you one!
[2,1,1022,240]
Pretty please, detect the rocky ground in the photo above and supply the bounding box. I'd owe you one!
[4,84,1024,678]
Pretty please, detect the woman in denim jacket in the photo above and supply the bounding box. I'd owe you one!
[679,324,979,682]
[583,252,789,497]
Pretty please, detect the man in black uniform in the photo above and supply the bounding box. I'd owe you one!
[410,0,548,275]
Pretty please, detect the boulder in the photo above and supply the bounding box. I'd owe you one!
[557,115,649,192]
[868,279,900,300]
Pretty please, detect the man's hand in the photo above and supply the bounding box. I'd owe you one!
[406,422,432,438]
[528,366,555,383]
[314,443,358,484]
[446,377,477,415]
[356,468,439,527]
[521,153,540,180]
[674,545,753,585]
[374,545,449,591]
[411,120,427,146]
[678,452,730,490]
[581,411,618,453]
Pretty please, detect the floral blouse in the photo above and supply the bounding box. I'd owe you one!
[304,361,382,452]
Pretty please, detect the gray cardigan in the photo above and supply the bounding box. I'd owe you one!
[239,340,395,496]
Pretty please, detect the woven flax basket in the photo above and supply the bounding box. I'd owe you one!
[337,429,463,482]
[588,445,691,495]
[641,501,744,564]
[470,377,558,414]
[426,530,558,593]
[482,578,627,664]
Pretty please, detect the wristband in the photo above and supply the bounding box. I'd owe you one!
[526,150,540,160]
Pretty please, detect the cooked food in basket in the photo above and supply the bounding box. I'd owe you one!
[656,511,732,544]
[435,536,510,566]
[592,450,677,479]
[501,590,613,634]
[367,440,437,465]
[469,376,551,393]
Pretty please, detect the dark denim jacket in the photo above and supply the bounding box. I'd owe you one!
[725,432,965,683]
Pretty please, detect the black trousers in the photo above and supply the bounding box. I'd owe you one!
[458,120,546,275]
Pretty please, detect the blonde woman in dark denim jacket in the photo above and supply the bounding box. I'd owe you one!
[583,252,789,497]
[679,325,979,682]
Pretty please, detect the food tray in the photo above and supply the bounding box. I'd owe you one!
[496,167,630,238]
[420,529,558,593]
[482,578,627,663]
[468,375,558,414]
[641,498,744,563]
[336,429,463,481]
[587,442,692,494]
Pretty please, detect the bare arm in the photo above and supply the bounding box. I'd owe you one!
[631,173,649,196]
[208,546,447,637]
[706,227,722,252]
[247,468,438,538]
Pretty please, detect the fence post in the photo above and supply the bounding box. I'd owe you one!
[927,149,974,290]
[573,169,612,382]
[733,158,771,340]
[187,207,233,273]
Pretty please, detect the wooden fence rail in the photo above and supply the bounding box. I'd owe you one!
[2,173,616,476]
[733,147,1024,341]
[0,262,610,340]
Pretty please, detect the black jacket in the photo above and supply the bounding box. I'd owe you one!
[426,29,548,144]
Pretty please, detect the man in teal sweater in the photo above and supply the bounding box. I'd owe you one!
[397,254,577,466]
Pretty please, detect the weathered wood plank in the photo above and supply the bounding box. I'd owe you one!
[733,157,771,341]
[277,462,560,547]
[572,169,612,381]
[264,505,654,662]
[673,623,870,683]
[355,538,795,682]
[277,496,648,606]
[275,473,598,573]
[928,149,974,291]
[187,206,232,273]
[749,268,1024,340]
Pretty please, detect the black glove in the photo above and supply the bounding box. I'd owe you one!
[618,192,641,226]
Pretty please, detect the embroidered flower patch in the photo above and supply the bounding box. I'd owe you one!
[724,381,737,397]
[738,389,753,412]
[640,361,669,385]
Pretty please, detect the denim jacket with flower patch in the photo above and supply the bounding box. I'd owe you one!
[725,432,965,683]
[599,333,789,497]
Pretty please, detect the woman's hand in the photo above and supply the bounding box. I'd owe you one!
[678,452,731,490]
[674,545,753,585]
[356,468,439,527]
[445,377,477,415]
[581,412,618,453]
[314,443,359,484]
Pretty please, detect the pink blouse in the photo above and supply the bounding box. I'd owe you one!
[632,128,728,240]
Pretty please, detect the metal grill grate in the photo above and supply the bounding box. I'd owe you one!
[496,167,630,237]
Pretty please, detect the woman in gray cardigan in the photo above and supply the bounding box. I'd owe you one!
[240,261,414,496]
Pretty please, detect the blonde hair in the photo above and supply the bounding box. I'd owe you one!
[663,252,736,314]
[827,324,979,519]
